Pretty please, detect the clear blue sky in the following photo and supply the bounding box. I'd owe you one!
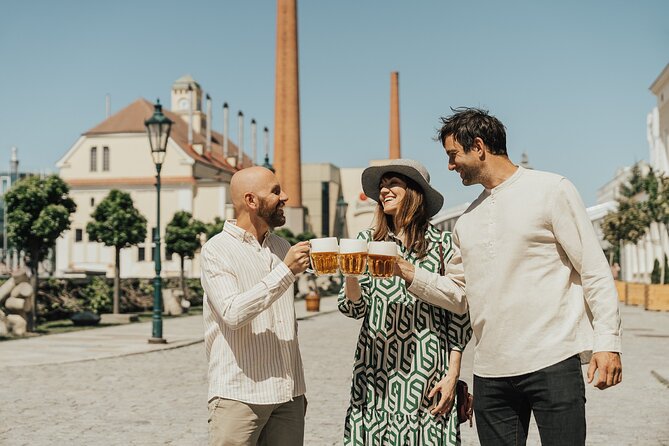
[1,0,668,207]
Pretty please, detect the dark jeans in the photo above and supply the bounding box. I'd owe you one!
[473,355,586,446]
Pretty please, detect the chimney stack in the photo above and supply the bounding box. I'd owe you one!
[223,102,229,158]
[206,94,212,154]
[274,0,302,207]
[237,111,244,168]
[188,84,194,145]
[262,127,274,171]
[251,119,257,165]
[389,71,400,159]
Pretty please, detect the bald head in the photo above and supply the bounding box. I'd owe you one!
[230,167,287,219]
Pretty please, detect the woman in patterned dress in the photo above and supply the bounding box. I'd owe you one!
[339,159,472,446]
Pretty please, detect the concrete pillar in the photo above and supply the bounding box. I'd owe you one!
[389,71,400,159]
[274,0,302,208]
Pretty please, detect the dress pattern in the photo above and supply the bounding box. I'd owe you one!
[339,225,472,446]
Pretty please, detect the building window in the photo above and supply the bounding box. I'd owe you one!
[75,229,83,242]
[150,244,155,261]
[138,246,145,262]
[102,146,110,171]
[90,197,95,207]
[90,147,97,172]
[166,251,173,261]
[151,227,158,241]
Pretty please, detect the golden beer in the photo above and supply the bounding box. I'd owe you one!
[310,251,339,275]
[338,252,368,276]
[367,254,396,278]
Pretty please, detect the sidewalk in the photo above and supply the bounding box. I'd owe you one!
[0,294,341,368]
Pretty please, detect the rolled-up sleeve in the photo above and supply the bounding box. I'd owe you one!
[408,238,468,315]
[551,178,622,353]
[201,244,295,330]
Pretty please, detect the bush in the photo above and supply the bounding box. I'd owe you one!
[82,277,113,314]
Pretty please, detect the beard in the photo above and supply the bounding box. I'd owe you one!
[458,165,480,186]
[258,197,286,228]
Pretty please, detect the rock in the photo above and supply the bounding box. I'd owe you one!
[163,289,183,316]
[11,268,30,285]
[10,282,33,299]
[0,310,7,336]
[7,314,27,336]
[0,277,16,305]
[5,296,30,314]
[70,311,101,326]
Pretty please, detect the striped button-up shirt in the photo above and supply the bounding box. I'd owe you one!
[200,220,306,404]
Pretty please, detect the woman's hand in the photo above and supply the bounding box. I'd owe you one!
[428,374,458,416]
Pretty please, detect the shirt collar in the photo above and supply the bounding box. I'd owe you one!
[223,220,268,245]
[485,165,524,194]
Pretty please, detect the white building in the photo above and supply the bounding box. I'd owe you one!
[55,75,251,279]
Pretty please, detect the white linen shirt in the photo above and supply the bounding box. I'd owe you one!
[409,166,622,377]
[200,220,306,404]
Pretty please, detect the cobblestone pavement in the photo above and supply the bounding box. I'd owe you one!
[1,300,668,445]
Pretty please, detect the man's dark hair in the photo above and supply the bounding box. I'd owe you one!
[436,107,508,155]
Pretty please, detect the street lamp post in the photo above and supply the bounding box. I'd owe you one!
[145,100,173,344]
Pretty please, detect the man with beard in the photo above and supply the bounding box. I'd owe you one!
[200,166,311,446]
[393,108,622,446]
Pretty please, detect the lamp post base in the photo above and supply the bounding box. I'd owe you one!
[148,337,167,344]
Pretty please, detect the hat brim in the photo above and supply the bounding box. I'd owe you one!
[361,165,444,217]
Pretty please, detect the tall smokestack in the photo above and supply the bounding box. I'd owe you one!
[223,102,229,158]
[188,84,194,145]
[251,119,257,165]
[105,94,111,118]
[237,111,244,167]
[206,94,212,154]
[10,146,18,185]
[262,127,274,171]
[274,0,302,207]
[389,71,400,159]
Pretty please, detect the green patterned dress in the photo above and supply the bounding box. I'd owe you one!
[338,225,472,446]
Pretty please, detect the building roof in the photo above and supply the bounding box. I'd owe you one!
[83,98,252,173]
[650,62,669,94]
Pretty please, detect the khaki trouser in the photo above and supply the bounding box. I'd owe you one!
[208,395,305,446]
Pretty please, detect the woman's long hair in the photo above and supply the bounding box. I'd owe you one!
[372,173,429,258]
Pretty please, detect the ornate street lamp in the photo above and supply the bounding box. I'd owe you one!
[145,100,173,344]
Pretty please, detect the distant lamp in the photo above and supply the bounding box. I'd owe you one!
[145,100,173,165]
[335,196,348,239]
[144,99,173,344]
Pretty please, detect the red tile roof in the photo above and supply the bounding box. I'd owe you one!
[83,98,253,174]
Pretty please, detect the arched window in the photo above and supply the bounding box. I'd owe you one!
[90,147,97,172]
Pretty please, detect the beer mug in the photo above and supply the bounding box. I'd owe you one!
[338,239,368,276]
[367,241,397,278]
[309,237,339,275]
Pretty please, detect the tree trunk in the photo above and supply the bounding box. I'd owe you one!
[113,246,120,314]
[180,255,186,299]
[27,248,39,332]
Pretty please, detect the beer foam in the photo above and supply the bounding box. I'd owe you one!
[339,239,367,253]
[309,237,339,253]
[367,241,397,257]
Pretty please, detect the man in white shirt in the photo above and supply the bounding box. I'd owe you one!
[200,166,311,446]
[395,108,622,446]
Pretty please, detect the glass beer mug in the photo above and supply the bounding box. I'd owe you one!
[309,237,339,275]
[338,239,368,276]
[367,241,397,278]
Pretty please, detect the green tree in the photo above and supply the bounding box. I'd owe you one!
[87,190,147,314]
[205,217,226,241]
[165,211,205,297]
[5,175,77,331]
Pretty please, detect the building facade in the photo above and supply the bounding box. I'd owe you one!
[55,76,250,279]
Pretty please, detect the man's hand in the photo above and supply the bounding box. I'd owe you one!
[284,241,311,276]
[587,351,622,390]
[428,374,458,416]
[393,257,416,285]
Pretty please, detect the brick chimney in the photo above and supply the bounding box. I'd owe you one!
[389,71,401,159]
[274,0,302,208]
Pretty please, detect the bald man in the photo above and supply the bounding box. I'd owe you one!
[200,167,311,446]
